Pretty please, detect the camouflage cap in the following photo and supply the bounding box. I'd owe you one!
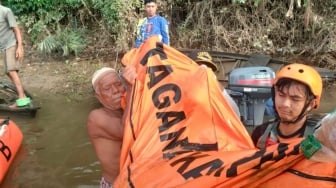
[188,51,218,72]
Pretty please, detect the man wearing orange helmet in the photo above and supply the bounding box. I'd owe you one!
[251,63,323,148]
[251,63,336,187]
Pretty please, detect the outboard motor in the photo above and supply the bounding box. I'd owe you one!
[228,66,275,128]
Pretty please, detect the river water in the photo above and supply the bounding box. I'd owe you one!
[0,86,335,188]
[0,94,101,188]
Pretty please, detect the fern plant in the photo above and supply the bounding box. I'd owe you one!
[38,27,88,57]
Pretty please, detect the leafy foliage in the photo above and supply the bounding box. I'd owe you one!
[2,0,58,14]
[169,0,336,55]
[1,0,336,57]
[38,27,88,57]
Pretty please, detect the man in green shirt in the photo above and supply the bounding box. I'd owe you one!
[0,4,30,108]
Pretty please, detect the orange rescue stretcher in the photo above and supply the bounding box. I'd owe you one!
[115,36,336,188]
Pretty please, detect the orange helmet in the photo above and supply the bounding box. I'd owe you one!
[274,63,323,108]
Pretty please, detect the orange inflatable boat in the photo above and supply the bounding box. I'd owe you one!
[114,36,336,188]
[0,118,23,183]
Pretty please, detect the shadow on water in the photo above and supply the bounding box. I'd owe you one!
[0,87,335,188]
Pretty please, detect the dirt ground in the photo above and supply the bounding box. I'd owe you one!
[19,57,115,99]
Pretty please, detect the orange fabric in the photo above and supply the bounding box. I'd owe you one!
[114,36,336,188]
[260,159,336,188]
[121,95,127,110]
[0,119,23,183]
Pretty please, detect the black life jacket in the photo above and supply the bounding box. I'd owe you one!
[256,118,320,149]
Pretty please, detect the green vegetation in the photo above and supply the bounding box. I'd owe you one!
[2,0,336,58]
[38,27,88,57]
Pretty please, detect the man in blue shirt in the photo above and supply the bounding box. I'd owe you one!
[135,0,169,48]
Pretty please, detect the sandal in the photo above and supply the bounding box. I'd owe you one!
[15,97,31,107]
[9,97,31,109]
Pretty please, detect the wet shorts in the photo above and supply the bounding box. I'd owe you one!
[100,177,113,188]
[0,45,20,74]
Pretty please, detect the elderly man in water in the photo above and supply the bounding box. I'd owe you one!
[87,66,136,188]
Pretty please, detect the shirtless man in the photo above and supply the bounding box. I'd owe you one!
[87,66,136,188]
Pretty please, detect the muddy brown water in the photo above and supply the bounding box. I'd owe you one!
[0,94,100,188]
[0,87,335,188]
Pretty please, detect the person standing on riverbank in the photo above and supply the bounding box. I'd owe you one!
[0,4,30,108]
[134,0,169,48]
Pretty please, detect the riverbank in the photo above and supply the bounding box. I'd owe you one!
[20,59,114,100]
[18,51,336,101]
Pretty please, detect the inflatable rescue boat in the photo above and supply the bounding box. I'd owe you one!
[0,118,23,183]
